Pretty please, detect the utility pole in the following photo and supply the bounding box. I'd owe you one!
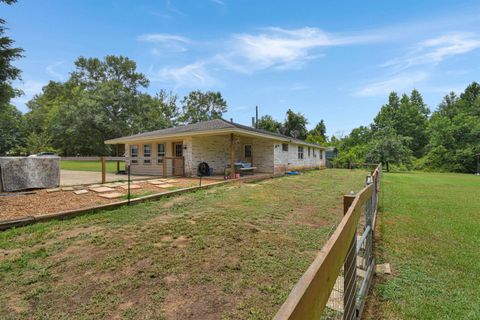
[255,105,259,128]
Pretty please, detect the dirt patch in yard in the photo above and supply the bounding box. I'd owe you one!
[0,178,216,221]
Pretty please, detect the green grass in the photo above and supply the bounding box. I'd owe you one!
[0,169,366,319]
[61,160,125,173]
[371,172,480,319]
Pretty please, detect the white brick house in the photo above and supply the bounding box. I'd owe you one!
[105,119,326,177]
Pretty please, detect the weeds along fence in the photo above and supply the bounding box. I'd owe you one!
[274,164,382,320]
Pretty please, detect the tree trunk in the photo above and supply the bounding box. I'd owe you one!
[386,161,390,172]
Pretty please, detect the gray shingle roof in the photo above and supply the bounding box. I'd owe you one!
[106,118,323,148]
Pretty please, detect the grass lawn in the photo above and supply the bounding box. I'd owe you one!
[61,160,125,173]
[368,172,480,319]
[0,169,366,319]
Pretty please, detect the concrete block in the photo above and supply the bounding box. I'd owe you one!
[46,188,61,193]
[74,190,89,195]
[61,187,74,191]
[0,156,60,192]
[375,263,391,275]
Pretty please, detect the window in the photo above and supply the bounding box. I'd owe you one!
[298,146,304,159]
[320,150,323,159]
[130,145,138,164]
[175,143,183,157]
[244,144,252,158]
[313,148,317,157]
[308,147,311,157]
[143,144,151,164]
[282,143,288,152]
[157,143,165,164]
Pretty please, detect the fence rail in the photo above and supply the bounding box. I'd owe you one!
[274,164,382,320]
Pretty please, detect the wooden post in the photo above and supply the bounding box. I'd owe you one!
[343,194,357,320]
[163,157,167,178]
[230,133,235,179]
[101,156,106,184]
[115,144,120,173]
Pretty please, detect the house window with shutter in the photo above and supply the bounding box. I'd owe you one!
[282,143,288,152]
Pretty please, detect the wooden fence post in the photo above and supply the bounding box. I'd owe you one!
[343,194,357,320]
[101,157,106,184]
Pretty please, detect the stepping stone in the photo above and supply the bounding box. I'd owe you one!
[89,184,101,188]
[46,188,61,193]
[149,180,167,185]
[74,189,89,195]
[89,186,115,193]
[98,192,123,199]
[104,183,117,187]
[156,184,175,189]
[165,179,178,183]
[61,187,74,191]
[119,184,141,190]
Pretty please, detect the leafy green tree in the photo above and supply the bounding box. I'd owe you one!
[282,109,308,139]
[306,120,327,144]
[0,0,23,106]
[179,91,227,124]
[25,131,57,155]
[424,83,480,172]
[0,104,25,155]
[258,115,282,133]
[366,127,412,171]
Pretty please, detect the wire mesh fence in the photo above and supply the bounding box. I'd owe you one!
[275,164,382,320]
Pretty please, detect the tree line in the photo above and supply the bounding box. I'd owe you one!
[331,83,480,173]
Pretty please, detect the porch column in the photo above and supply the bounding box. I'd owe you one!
[115,144,120,173]
[230,133,235,179]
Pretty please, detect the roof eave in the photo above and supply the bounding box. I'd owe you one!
[105,127,325,149]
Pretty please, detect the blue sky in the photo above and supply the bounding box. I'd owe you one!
[4,0,480,136]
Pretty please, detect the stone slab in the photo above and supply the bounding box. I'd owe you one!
[89,186,115,193]
[165,179,178,183]
[375,263,391,275]
[119,184,141,190]
[98,192,124,199]
[148,180,167,185]
[61,187,74,191]
[46,188,61,193]
[0,156,60,192]
[74,189,89,195]
[156,184,175,188]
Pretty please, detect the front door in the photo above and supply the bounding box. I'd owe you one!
[244,144,253,164]
[173,142,184,176]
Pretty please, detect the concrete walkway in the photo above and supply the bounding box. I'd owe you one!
[60,170,154,186]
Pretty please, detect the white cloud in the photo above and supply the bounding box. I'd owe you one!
[149,61,218,88]
[355,71,428,97]
[138,33,191,44]
[166,0,186,17]
[218,27,381,72]
[12,80,46,109]
[383,32,480,71]
[45,61,64,80]
[138,33,191,53]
